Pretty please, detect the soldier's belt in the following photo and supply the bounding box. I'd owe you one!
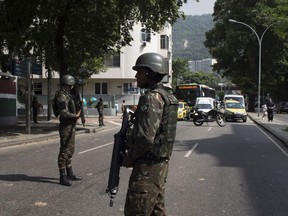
[59,121,77,125]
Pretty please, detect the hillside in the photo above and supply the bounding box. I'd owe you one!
[172,14,214,60]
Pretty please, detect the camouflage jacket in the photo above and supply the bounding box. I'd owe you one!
[128,83,178,163]
[57,89,78,124]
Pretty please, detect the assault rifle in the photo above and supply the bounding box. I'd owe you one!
[106,108,133,207]
[71,87,85,126]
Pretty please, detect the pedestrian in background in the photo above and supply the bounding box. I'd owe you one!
[115,101,119,116]
[55,74,82,186]
[32,95,39,123]
[122,53,178,215]
[97,97,105,126]
[266,98,276,122]
[262,104,267,120]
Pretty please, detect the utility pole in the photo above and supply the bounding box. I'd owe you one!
[47,67,52,121]
[26,57,32,134]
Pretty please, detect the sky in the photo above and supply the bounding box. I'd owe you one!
[181,0,216,15]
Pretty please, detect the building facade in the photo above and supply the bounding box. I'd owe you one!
[17,22,173,115]
[188,58,217,72]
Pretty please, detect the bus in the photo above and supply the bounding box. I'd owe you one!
[175,83,216,107]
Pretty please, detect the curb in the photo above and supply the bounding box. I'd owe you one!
[0,126,102,149]
[248,114,288,146]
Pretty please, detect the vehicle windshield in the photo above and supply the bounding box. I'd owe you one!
[196,104,212,109]
[226,102,244,109]
[178,103,184,108]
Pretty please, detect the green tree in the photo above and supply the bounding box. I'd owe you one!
[171,58,190,89]
[189,71,221,88]
[205,0,287,111]
[0,0,190,78]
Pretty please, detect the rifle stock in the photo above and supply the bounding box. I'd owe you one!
[72,88,85,126]
[106,109,129,207]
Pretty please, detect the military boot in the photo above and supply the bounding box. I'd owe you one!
[66,167,82,181]
[59,169,72,186]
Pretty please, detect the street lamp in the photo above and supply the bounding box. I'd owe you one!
[228,19,277,117]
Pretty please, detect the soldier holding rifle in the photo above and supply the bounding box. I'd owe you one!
[122,53,178,215]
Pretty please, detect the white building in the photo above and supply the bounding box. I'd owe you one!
[18,22,173,114]
[188,58,217,72]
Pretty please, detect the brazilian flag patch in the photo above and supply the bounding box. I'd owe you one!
[141,104,148,112]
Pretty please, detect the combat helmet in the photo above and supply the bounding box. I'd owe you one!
[61,74,75,86]
[132,53,168,75]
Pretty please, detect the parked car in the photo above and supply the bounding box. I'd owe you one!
[225,99,247,122]
[276,101,288,113]
[178,102,190,120]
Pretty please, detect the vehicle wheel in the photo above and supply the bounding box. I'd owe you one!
[193,119,203,126]
[216,113,226,127]
[243,118,247,122]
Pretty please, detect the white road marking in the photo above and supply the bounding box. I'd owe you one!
[78,142,113,154]
[107,120,122,126]
[184,143,199,158]
[256,125,288,158]
[208,127,212,131]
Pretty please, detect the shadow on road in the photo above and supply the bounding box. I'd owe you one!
[0,174,58,184]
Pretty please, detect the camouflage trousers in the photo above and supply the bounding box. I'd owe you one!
[124,159,169,216]
[98,111,104,125]
[58,124,76,170]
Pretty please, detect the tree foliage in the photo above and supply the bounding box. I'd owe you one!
[0,0,189,79]
[205,0,288,111]
[171,58,190,88]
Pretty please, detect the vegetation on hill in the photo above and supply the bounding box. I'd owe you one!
[172,14,214,60]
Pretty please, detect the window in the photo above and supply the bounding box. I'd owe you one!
[141,28,151,42]
[33,83,42,95]
[95,83,108,94]
[105,53,120,67]
[160,35,169,49]
[123,82,139,95]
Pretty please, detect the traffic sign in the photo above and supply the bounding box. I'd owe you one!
[12,59,27,76]
[32,63,42,75]
[11,59,43,76]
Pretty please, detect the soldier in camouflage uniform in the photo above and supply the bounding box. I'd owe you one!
[56,75,82,186]
[122,53,179,215]
[97,97,105,126]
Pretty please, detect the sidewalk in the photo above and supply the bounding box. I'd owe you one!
[0,115,122,149]
[248,112,288,146]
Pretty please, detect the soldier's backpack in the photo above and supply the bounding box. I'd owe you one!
[52,90,61,117]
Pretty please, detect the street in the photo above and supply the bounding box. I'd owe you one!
[1,116,288,216]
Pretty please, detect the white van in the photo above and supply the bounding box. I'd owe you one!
[195,97,214,112]
[224,94,245,107]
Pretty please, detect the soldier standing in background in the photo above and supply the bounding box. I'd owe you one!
[121,99,126,118]
[32,95,39,123]
[97,97,105,126]
[122,53,179,215]
[55,74,82,186]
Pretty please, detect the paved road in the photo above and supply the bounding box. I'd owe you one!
[1,115,288,216]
